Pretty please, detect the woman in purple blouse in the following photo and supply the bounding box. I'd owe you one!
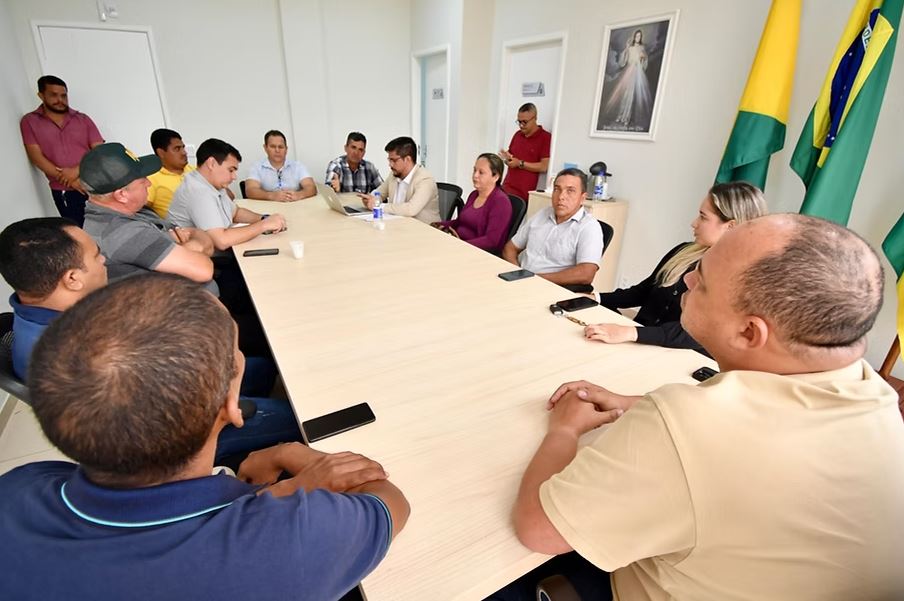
[432,153,513,253]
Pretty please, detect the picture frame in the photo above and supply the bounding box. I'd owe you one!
[589,11,680,141]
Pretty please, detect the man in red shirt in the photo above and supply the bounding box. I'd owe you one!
[20,75,104,227]
[500,102,552,202]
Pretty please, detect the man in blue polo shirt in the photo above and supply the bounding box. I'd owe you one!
[0,273,409,601]
[0,217,107,379]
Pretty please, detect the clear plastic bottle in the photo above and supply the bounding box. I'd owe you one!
[372,191,384,229]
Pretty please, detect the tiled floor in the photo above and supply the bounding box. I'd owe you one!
[0,398,69,476]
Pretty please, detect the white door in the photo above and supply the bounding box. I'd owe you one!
[499,39,564,190]
[419,51,448,180]
[34,24,168,155]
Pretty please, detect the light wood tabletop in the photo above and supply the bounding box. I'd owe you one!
[234,196,717,601]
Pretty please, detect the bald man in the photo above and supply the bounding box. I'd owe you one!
[501,214,904,600]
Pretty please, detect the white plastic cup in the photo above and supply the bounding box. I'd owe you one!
[290,240,305,259]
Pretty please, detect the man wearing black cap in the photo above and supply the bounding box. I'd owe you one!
[81,142,215,286]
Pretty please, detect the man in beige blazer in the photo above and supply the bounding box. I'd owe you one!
[359,136,439,224]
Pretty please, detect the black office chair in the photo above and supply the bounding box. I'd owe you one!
[0,313,30,437]
[505,194,528,242]
[437,182,464,221]
[562,220,615,294]
[239,180,247,199]
[491,193,527,257]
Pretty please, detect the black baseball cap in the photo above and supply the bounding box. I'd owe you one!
[79,143,161,194]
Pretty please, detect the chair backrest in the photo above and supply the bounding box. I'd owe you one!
[599,220,614,256]
[437,182,464,221]
[506,194,528,242]
[239,180,247,199]
[0,312,31,404]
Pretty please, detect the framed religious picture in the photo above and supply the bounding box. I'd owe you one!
[590,11,680,140]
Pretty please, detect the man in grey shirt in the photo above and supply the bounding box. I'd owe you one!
[80,143,215,286]
[168,138,286,251]
[503,168,603,286]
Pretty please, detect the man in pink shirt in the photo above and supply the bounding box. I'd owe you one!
[20,75,104,227]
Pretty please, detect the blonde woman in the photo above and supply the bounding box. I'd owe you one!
[585,181,767,352]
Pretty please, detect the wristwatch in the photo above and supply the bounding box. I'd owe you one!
[519,160,525,169]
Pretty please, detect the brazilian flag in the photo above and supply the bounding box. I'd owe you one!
[716,0,801,188]
[791,0,903,225]
[883,214,904,363]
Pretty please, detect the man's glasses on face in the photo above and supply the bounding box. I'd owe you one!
[517,116,536,126]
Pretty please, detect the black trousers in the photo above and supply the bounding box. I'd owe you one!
[50,189,88,227]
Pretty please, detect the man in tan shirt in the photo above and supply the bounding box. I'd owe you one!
[504,214,904,601]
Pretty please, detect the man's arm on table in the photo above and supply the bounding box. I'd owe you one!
[502,240,522,266]
[538,262,598,286]
[513,392,622,554]
[155,244,214,282]
[239,442,410,540]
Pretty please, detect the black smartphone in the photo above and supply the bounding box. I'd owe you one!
[691,366,719,382]
[242,248,279,257]
[555,296,598,312]
[498,269,534,281]
[302,402,376,443]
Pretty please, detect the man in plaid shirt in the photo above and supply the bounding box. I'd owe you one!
[325,132,384,193]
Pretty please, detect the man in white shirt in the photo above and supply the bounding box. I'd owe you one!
[359,136,440,224]
[502,168,603,286]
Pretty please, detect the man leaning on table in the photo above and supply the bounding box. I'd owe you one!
[0,273,410,601]
[359,136,440,224]
[167,138,287,252]
[495,214,904,600]
[80,142,215,288]
[502,167,603,287]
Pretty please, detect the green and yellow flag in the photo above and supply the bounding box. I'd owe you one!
[791,0,903,225]
[716,0,801,188]
[883,213,904,363]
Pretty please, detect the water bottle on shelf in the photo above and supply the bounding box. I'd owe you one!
[372,191,384,230]
[588,161,613,202]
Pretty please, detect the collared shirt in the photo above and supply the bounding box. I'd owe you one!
[540,360,904,601]
[392,165,418,205]
[8,294,61,380]
[324,155,384,193]
[83,202,176,282]
[147,164,197,218]
[511,205,603,274]
[167,169,236,230]
[0,462,393,600]
[19,106,104,190]
[247,158,311,192]
[501,126,551,201]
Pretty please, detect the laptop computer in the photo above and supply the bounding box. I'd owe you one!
[318,183,368,216]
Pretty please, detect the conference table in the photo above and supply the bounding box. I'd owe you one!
[233,195,717,601]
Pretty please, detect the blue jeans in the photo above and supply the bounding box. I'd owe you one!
[50,189,88,227]
[240,356,278,398]
[215,396,301,462]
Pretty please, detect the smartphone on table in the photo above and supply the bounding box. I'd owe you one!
[498,269,534,282]
[554,296,598,312]
[302,402,376,443]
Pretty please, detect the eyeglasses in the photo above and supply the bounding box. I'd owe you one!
[516,116,536,126]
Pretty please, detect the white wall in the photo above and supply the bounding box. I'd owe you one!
[0,3,56,309]
[279,0,411,182]
[487,0,904,373]
[6,0,411,191]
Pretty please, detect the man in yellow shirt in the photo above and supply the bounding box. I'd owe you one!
[146,128,195,217]
[502,214,904,601]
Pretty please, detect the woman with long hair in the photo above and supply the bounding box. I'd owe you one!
[585,181,768,352]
